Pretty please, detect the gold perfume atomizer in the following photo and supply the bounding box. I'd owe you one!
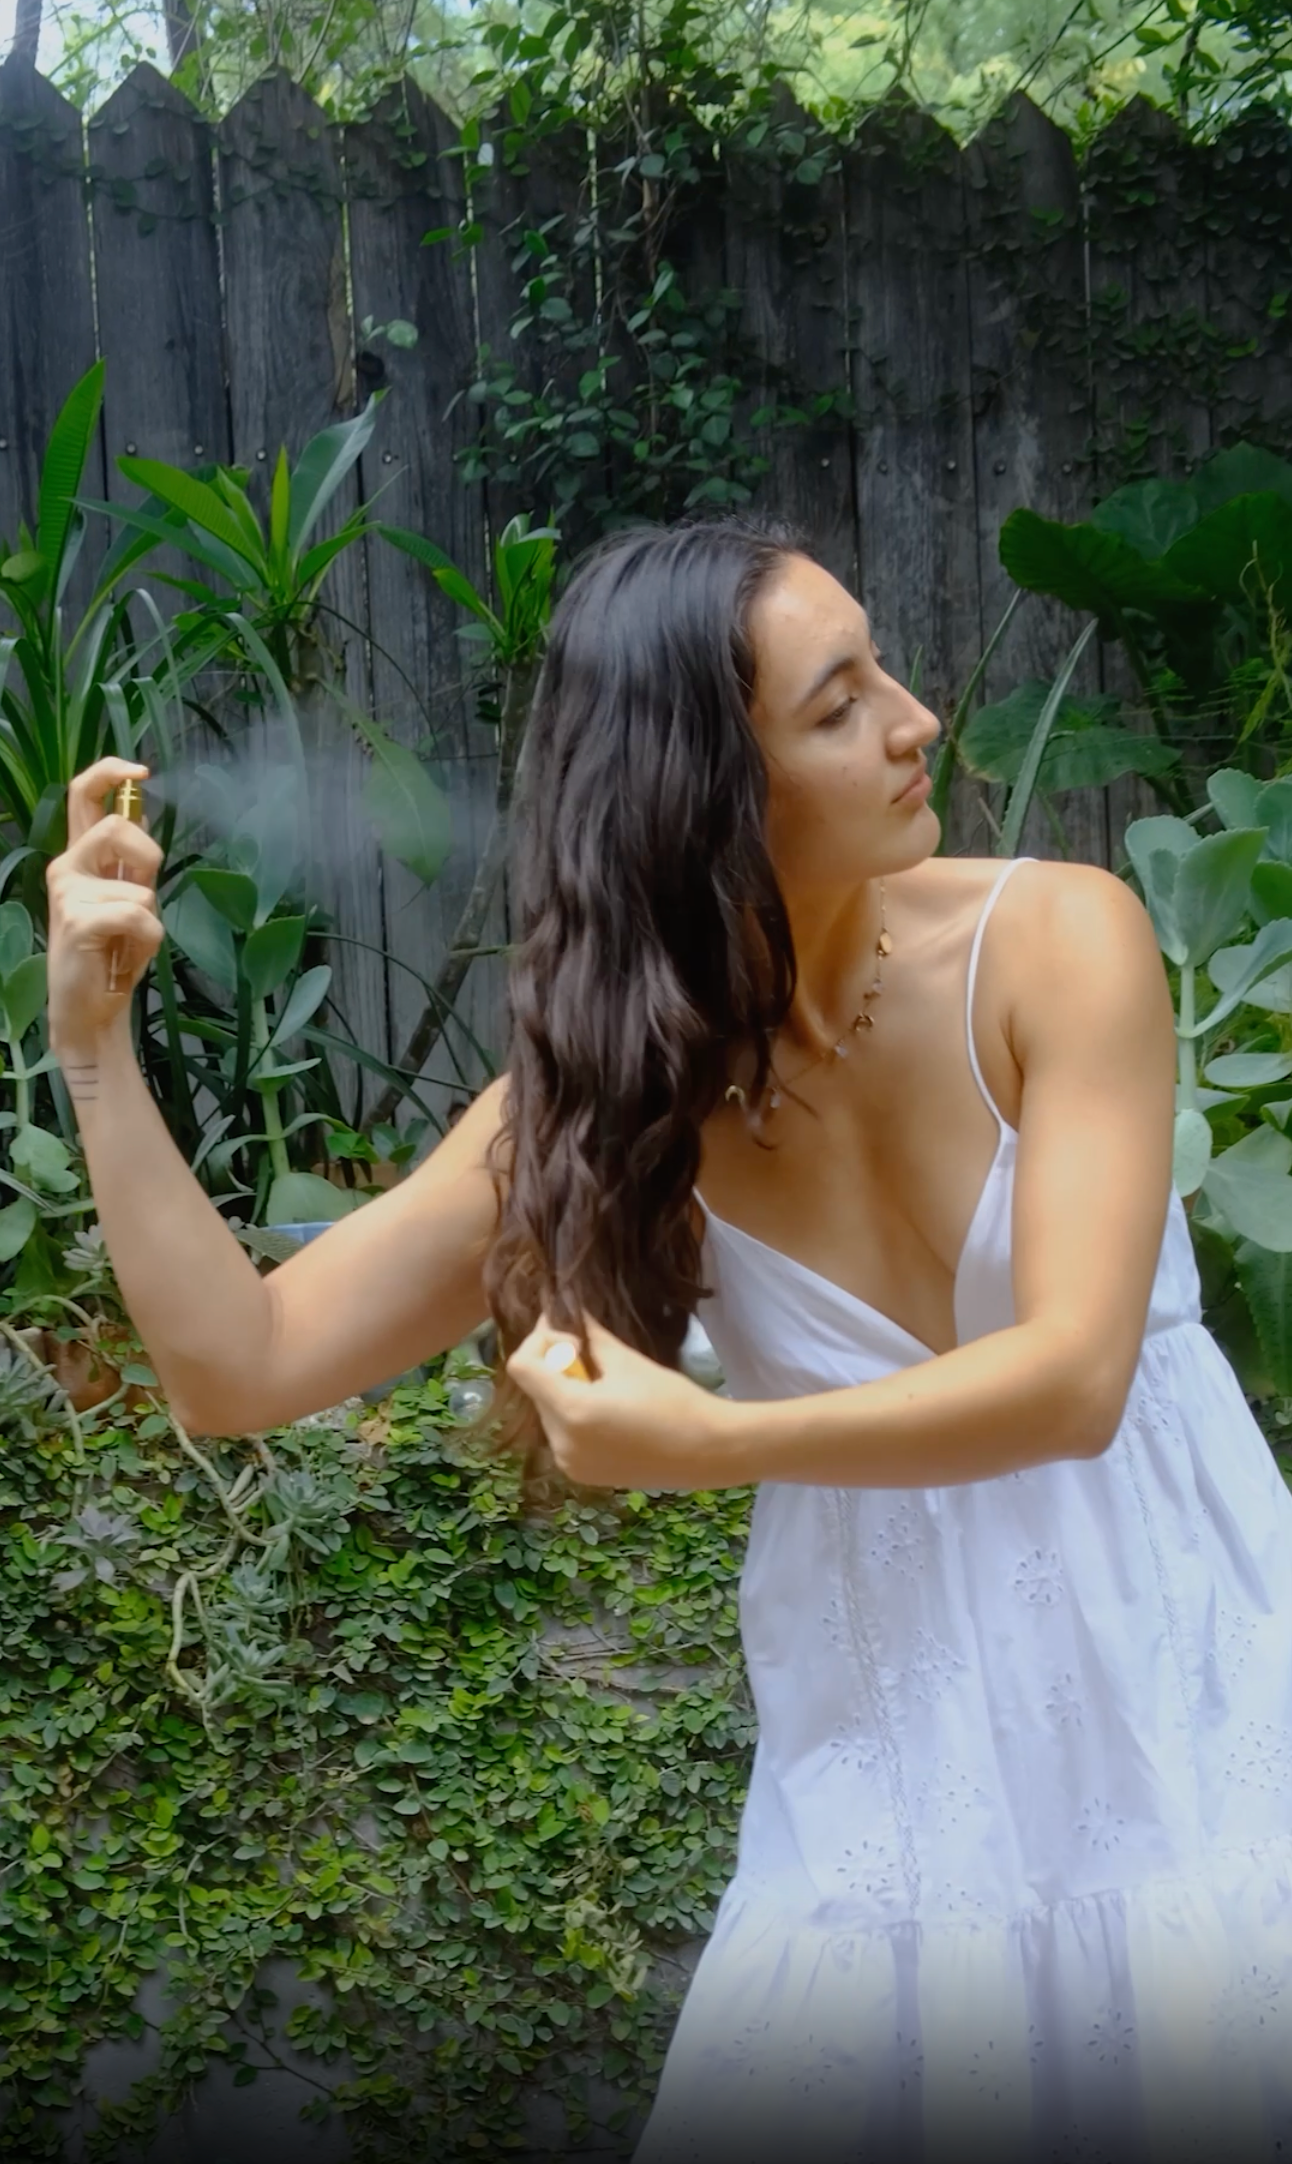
[542,1339,591,1382]
[108,777,147,995]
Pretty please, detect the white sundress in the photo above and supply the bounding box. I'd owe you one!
[635,856,1292,2164]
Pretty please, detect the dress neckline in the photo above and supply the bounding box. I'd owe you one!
[694,1119,1016,1361]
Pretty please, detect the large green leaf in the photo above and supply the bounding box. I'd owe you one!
[998,621,1098,858]
[0,901,34,980]
[1173,1108,1212,1197]
[189,867,259,934]
[243,916,306,1000]
[1254,777,1292,863]
[264,1171,361,1225]
[116,458,265,574]
[360,736,453,887]
[79,497,254,594]
[287,395,385,554]
[2,954,47,1042]
[998,509,1205,624]
[1123,816,1197,961]
[960,682,1177,792]
[1252,862,1292,926]
[163,885,238,991]
[378,526,504,635]
[1203,1052,1292,1088]
[1205,1127,1292,1251]
[1089,479,1198,560]
[1190,443,1292,516]
[1162,492,1292,617]
[1205,919,1292,1026]
[1173,827,1268,967]
[1207,768,1263,830]
[1234,1240,1292,1395]
[270,965,331,1048]
[36,361,105,595]
[0,1196,36,1262]
[11,1122,79,1195]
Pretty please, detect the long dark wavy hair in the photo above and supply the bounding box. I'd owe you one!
[469,511,818,1490]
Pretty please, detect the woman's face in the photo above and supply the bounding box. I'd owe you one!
[747,553,942,897]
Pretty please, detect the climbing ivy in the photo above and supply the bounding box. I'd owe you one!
[0,1337,754,2159]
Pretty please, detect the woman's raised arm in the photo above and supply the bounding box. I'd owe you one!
[46,758,507,1439]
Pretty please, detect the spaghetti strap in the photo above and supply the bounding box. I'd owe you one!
[964,856,1035,1130]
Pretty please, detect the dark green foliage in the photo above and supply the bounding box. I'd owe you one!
[0,1358,754,2159]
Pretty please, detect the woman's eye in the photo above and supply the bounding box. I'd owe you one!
[820,697,853,728]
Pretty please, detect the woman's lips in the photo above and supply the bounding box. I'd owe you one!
[893,763,931,805]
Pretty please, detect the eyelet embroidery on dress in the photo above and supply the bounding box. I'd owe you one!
[1074,1797,1127,1854]
[1209,1962,1284,2059]
[829,1491,922,1916]
[907,1628,969,1703]
[864,1499,929,1582]
[1013,1545,1065,1605]
[1043,1670,1085,1732]
[1083,2003,1136,2066]
[1225,1719,1292,1793]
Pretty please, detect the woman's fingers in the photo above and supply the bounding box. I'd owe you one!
[66,759,150,847]
[62,815,163,884]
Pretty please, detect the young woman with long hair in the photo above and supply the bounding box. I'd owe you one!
[47,515,1292,2162]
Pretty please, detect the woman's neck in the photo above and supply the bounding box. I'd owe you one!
[778,877,886,1060]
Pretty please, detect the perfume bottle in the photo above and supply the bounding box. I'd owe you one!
[108,776,147,995]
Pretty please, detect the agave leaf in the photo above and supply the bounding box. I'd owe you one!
[287,394,385,555]
[36,361,105,595]
[116,458,265,574]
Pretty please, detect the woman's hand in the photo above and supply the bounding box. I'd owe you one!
[506,1312,738,1491]
[45,759,165,1059]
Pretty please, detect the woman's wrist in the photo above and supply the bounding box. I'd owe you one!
[55,1013,137,1110]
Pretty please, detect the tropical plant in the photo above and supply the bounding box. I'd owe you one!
[1125,767,1292,1402]
[367,512,559,1126]
[993,442,1292,818]
[0,361,199,913]
[80,393,457,899]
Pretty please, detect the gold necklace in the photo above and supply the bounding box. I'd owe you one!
[724,881,891,1116]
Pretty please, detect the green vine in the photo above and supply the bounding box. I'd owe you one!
[0,1339,754,2159]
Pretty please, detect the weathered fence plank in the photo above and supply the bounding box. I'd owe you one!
[1086,98,1214,482]
[472,112,599,557]
[218,71,389,1110]
[89,65,228,624]
[1204,105,1292,460]
[727,88,857,589]
[1086,100,1213,860]
[346,85,507,1122]
[965,93,1105,865]
[844,101,982,849]
[0,58,103,609]
[10,61,1292,1079]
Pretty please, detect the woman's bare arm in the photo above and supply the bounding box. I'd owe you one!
[72,1034,507,1437]
[45,757,507,1440]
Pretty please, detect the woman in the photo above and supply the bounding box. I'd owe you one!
[47,516,1292,2162]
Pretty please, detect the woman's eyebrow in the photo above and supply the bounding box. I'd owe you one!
[792,618,875,714]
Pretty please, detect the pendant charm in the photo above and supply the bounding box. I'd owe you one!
[861,1010,875,1027]
[877,930,893,958]
[833,1038,849,1060]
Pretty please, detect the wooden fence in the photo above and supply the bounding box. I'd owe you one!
[2,54,1291,1114]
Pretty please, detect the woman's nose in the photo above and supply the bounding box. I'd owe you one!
[891,690,941,754]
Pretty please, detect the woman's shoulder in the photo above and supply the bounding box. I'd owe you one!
[907,853,1147,953]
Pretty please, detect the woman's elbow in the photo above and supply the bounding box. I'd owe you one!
[1040,1329,1136,1461]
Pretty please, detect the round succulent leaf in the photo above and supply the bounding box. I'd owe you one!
[1172,1108,1213,1198]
